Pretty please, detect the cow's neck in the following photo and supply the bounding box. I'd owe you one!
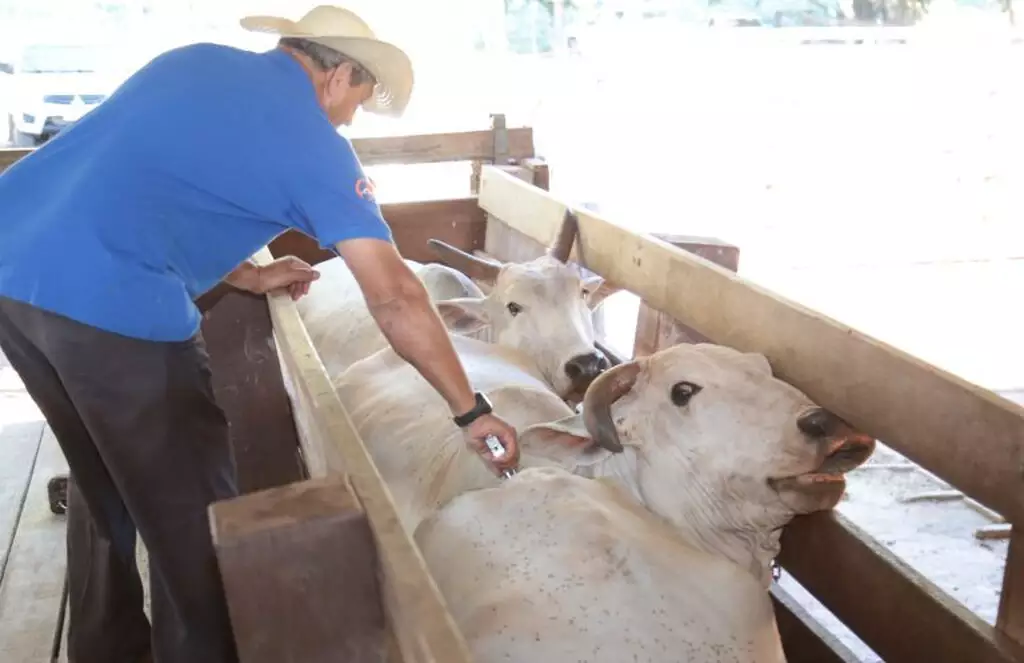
[584,452,780,588]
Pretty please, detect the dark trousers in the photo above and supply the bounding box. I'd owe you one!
[0,296,239,663]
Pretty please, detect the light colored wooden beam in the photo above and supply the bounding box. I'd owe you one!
[477,164,1024,526]
[0,127,535,174]
[254,247,471,663]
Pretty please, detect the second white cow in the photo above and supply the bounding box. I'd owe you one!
[412,343,875,663]
[298,255,485,380]
[298,221,618,400]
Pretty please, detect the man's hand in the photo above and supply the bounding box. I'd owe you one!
[257,256,321,300]
[226,256,320,301]
[463,413,520,476]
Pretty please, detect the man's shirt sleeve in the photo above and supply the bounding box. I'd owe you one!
[283,130,393,249]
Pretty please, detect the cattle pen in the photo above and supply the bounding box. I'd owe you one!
[1,115,1023,663]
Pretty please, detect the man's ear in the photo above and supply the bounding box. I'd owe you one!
[520,413,612,469]
[435,298,491,335]
[582,275,620,310]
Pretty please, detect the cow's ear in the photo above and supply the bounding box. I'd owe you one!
[582,275,620,310]
[435,298,491,335]
[520,413,611,469]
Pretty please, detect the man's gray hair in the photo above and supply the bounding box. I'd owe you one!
[278,37,376,85]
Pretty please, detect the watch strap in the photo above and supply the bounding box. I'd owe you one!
[453,392,492,428]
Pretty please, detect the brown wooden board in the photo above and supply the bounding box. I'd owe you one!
[0,148,23,174]
[999,530,1024,647]
[780,511,1024,663]
[633,234,741,356]
[352,127,534,166]
[477,164,1024,528]
[0,127,534,175]
[255,247,471,663]
[269,197,487,266]
[200,291,305,495]
[209,474,386,663]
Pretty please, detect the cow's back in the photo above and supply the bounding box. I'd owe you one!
[333,337,576,532]
[414,467,787,663]
[298,257,487,380]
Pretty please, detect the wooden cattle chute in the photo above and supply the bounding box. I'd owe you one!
[3,117,1022,662]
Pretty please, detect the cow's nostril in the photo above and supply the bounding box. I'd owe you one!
[565,352,607,383]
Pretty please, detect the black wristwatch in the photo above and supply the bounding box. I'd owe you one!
[453,392,493,428]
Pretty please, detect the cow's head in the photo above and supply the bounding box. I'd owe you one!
[426,215,618,400]
[518,343,875,580]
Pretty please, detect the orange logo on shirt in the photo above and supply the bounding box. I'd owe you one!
[355,177,376,201]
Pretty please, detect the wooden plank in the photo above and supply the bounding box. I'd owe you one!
[254,247,471,663]
[268,197,487,266]
[209,474,386,663]
[633,234,741,356]
[0,427,69,662]
[999,530,1024,646]
[0,127,535,174]
[353,128,534,166]
[770,584,860,663]
[0,421,44,582]
[0,148,23,174]
[477,164,1024,526]
[200,291,305,495]
[779,511,1024,663]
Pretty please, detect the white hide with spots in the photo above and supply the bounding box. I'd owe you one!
[415,468,786,663]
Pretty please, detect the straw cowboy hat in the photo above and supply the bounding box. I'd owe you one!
[240,5,413,117]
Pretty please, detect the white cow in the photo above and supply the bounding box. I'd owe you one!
[337,341,874,662]
[299,224,619,400]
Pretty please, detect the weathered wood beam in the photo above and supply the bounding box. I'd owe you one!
[255,246,472,663]
[0,127,535,174]
[269,197,487,267]
[209,475,386,663]
[781,511,1024,663]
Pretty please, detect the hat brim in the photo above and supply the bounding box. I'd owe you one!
[240,15,413,117]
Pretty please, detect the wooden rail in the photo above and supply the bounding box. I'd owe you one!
[0,126,534,175]
[251,247,472,663]
[476,163,1024,663]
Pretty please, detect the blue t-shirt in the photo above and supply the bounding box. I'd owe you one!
[0,43,392,342]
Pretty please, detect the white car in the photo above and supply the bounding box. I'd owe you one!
[2,42,121,147]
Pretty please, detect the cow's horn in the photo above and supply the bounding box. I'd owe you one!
[581,360,641,453]
[547,210,578,263]
[427,239,503,284]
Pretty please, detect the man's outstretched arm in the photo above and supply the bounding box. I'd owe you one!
[333,237,519,473]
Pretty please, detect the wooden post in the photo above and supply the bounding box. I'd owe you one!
[209,474,387,663]
[201,291,306,494]
[632,234,741,357]
[998,530,1024,646]
[471,114,514,194]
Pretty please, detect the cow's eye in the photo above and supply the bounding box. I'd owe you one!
[507,302,522,316]
[670,381,702,406]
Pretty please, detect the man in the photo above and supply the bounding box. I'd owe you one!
[0,6,520,663]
